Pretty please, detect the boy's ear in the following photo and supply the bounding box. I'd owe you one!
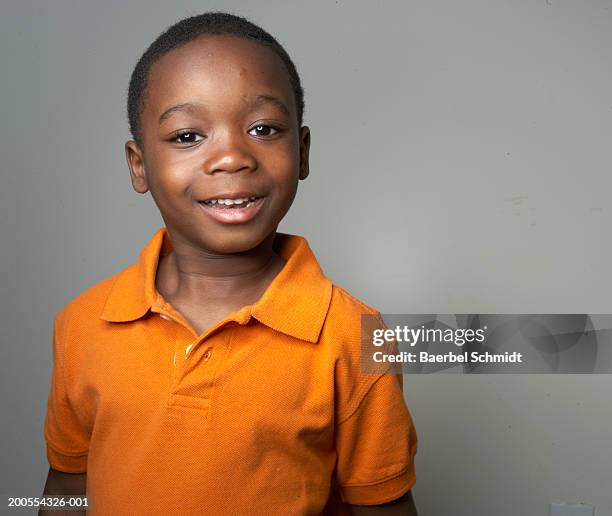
[125,140,149,194]
[298,126,310,180]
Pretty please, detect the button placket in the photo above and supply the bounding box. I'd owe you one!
[171,321,243,405]
[172,339,213,387]
[156,306,190,370]
[167,327,236,413]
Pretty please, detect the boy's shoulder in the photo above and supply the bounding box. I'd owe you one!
[54,264,135,329]
[328,283,380,321]
[332,283,379,315]
[323,284,395,422]
[329,276,386,315]
[321,283,386,351]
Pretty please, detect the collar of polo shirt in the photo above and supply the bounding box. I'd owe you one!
[99,227,333,343]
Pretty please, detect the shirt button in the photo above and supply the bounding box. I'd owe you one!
[203,350,212,361]
[159,314,171,321]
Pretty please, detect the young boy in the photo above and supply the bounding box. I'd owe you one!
[41,12,418,516]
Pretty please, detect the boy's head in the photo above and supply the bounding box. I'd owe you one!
[124,12,310,254]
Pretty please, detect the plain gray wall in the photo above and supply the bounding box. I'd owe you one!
[1,1,611,515]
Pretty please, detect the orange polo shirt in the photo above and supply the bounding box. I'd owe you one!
[44,227,417,515]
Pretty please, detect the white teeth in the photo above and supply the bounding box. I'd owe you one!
[203,197,258,206]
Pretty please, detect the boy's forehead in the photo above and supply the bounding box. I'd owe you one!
[144,34,295,120]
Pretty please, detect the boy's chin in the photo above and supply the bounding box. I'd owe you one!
[200,230,274,255]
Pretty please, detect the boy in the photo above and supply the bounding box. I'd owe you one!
[40,12,418,516]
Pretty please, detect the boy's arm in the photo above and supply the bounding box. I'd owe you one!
[348,491,418,515]
[334,368,418,509]
[38,467,86,516]
[42,309,91,514]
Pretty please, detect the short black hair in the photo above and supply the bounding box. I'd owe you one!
[127,11,305,144]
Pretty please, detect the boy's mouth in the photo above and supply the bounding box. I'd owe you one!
[196,195,266,224]
[199,196,260,209]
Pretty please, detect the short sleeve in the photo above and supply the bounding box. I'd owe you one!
[43,311,90,473]
[334,372,418,505]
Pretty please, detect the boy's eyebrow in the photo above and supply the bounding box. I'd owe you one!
[158,102,205,125]
[242,95,290,116]
[158,95,289,126]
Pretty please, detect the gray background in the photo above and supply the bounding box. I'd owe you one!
[1,1,611,515]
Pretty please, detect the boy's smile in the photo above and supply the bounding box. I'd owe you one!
[197,192,266,224]
[125,33,310,254]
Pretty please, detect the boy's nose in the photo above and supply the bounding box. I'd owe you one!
[202,132,257,175]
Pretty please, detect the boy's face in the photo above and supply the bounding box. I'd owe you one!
[125,34,310,254]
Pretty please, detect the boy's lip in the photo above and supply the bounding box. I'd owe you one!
[196,196,266,224]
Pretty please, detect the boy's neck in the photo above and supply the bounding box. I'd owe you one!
[155,231,286,308]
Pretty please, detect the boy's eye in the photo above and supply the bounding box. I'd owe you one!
[248,124,279,137]
[171,125,280,144]
[173,131,204,144]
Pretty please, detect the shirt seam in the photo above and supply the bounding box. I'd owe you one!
[339,308,397,422]
[338,465,411,488]
[337,367,395,425]
[54,311,70,425]
[46,439,89,457]
[206,325,236,423]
